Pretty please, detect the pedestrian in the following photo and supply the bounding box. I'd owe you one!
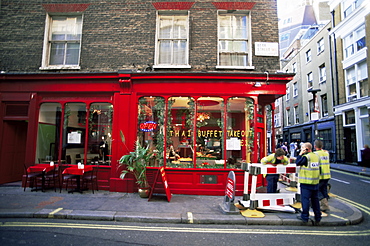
[290,142,297,158]
[281,142,288,156]
[296,142,321,225]
[361,144,370,170]
[261,148,289,193]
[314,140,331,212]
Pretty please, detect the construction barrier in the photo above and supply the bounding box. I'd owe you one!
[240,163,299,212]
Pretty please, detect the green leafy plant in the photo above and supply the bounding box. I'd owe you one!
[119,140,153,188]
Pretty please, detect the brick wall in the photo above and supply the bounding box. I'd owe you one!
[0,0,280,73]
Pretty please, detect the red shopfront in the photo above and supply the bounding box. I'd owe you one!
[0,72,293,195]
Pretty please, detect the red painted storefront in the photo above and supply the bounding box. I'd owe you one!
[0,71,293,195]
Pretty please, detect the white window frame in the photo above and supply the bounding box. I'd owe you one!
[294,105,299,124]
[346,60,368,102]
[216,10,254,70]
[286,85,290,101]
[317,38,324,54]
[153,11,191,69]
[319,64,326,83]
[293,82,298,97]
[343,25,365,59]
[286,108,291,126]
[305,49,311,63]
[292,62,297,73]
[274,113,281,127]
[307,72,313,88]
[40,14,83,70]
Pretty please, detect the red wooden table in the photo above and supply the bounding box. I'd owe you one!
[27,164,56,191]
[62,166,93,193]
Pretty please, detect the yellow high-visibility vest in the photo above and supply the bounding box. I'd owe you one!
[299,152,320,185]
[315,149,331,180]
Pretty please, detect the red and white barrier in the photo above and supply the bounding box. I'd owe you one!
[240,163,299,212]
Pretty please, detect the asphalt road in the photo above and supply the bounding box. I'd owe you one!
[1,170,369,246]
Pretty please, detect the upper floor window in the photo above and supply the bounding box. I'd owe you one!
[346,60,369,102]
[292,62,297,73]
[294,105,299,124]
[343,25,366,59]
[154,12,190,68]
[305,49,312,63]
[293,82,298,97]
[307,72,313,88]
[343,0,365,18]
[319,64,326,83]
[321,94,328,117]
[286,108,291,126]
[274,113,280,127]
[286,86,290,101]
[217,11,252,69]
[40,15,83,70]
[317,38,324,54]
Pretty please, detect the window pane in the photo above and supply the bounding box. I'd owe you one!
[158,40,171,64]
[50,43,65,65]
[66,43,80,65]
[196,97,224,168]
[173,16,187,39]
[226,97,254,165]
[35,103,62,163]
[63,103,87,164]
[166,97,195,168]
[88,103,113,165]
[159,17,172,39]
[51,16,82,41]
[173,40,186,64]
[138,97,165,167]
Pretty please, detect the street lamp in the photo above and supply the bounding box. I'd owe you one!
[307,88,321,140]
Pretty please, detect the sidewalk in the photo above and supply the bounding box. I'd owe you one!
[0,163,365,226]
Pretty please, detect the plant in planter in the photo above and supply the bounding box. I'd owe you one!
[119,140,153,197]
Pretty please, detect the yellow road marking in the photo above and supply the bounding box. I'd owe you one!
[48,208,63,218]
[1,222,370,236]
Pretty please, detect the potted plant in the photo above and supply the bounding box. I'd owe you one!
[119,140,153,198]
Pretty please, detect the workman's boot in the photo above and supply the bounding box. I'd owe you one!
[320,198,330,212]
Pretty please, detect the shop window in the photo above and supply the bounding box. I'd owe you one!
[40,15,83,70]
[36,102,113,165]
[137,97,165,167]
[88,103,113,165]
[154,12,190,68]
[225,98,254,165]
[196,97,224,168]
[217,11,251,69]
[318,129,332,150]
[166,97,195,168]
[36,103,62,163]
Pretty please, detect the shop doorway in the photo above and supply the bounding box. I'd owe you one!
[0,121,28,184]
[344,127,357,163]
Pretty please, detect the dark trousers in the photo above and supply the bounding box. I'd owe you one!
[266,174,279,193]
[318,179,330,200]
[300,183,322,222]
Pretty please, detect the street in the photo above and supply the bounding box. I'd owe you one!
[0,170,369,246]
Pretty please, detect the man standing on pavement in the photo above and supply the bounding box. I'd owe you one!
[296,142,322,225]
[314,139,331,212]
[261,148,289,193]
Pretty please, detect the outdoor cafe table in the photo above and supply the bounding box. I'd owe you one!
[27,164,56,192]
[62,165,93,193]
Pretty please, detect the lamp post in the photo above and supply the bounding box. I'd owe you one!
[307,88,321,140]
